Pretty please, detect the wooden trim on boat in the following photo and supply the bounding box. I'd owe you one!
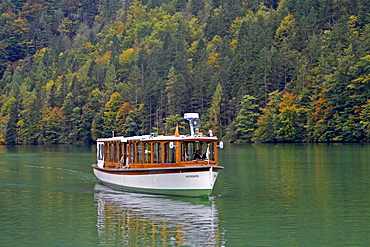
[92,164,223,175]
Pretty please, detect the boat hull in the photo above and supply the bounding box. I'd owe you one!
[92,165,222,197]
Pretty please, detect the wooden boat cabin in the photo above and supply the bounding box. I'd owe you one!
[96,135,219,170]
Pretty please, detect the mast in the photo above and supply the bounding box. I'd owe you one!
[184,113,201,136]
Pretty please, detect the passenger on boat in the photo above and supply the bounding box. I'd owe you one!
[194,149,206,160]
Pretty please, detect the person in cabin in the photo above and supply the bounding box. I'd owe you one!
[194,149,206,160]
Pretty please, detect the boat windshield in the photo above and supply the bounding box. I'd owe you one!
[181,141,215,161]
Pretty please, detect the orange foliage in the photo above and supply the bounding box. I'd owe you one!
[116,102,133,126]
[117,24,125,35]
[95,51,112,67]
[313,97,332,122]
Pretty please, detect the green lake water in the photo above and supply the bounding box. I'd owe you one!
[1,143,370,246]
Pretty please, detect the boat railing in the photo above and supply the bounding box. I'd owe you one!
[115,156,130,169]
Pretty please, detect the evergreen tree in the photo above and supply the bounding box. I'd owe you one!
[276,92,305,142]
[254,91,281,142]
[103,92,123,136]
[164,114,184,135]
[360,99,370,141]
[4,97,18,145]
[123,112,138,136]
[166,66,177,116]
[235,95,260,142]
[38,107,67,144]
[205,82,222,135]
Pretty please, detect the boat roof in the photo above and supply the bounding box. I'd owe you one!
[97,134,218,143]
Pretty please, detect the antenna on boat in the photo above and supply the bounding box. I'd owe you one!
[184,113,201,136]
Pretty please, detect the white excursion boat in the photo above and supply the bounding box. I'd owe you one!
[92,113,224,197]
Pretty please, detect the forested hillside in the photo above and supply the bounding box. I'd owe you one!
[0,0,369,144]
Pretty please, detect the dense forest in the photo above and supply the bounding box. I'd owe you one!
[0,0,369,144]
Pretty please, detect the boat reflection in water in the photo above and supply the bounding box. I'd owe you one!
[94,184,225,246]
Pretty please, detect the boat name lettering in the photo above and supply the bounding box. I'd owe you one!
[185,175,199,178]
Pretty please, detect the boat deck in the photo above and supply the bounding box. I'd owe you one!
[92,164,224,173]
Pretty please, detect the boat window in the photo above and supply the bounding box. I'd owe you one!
[181,141,215,161]
[137,143,143,163]
[119,143,124,165]
[123,143,129,165]
[103,144,107,161]
[130,143,135,163]
[144,143,151,163]
[207,142,215,160]
[116,143,120,162]
[97,143,104,160]
[164,142,176,163]
[110,143,115,162]
[153,142,161,163]
[181,142,192,161]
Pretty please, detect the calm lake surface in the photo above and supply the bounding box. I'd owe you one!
[1,143,370,246]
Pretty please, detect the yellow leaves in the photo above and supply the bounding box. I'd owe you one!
[2,97,16,116]
[128,2,148,23]
[116,102,133,126]
[210,35,222,46]
[188,17,206,39]
[17,119,25,130]
[353,76,370,83]
[22,1,43,19]
[152,14,172,31]
[13,17,29,34]
[91,88,101,95]
[188,40,198,54]
[278,92,304,121]
[207,52,221,68]
[348,15,358,28]
[55,76,63,85]
[354,105,362,114]
[95,50,112,67]
[230,17,243,35]
[278,92,296,107]
[229,39,238,50]
[1,12,14,20]
[43,80,55,90]
[76,60,91,79]
[363,77,370,83]
[275,14,297,41]
[44,107,66,125]
[313,97,332,122]
[351,74,370,84]
[60,17,73,35]
[35,48,48,58]
[119,48,138,64]
[348,15,360,35]
[116,23,125,35]
[0,133,4,144]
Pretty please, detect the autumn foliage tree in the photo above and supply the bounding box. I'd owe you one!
[0,0,370,144]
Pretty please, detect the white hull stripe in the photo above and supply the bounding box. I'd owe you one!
[93,168,219,192]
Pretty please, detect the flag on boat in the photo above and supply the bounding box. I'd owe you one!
[175,123,180,137]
